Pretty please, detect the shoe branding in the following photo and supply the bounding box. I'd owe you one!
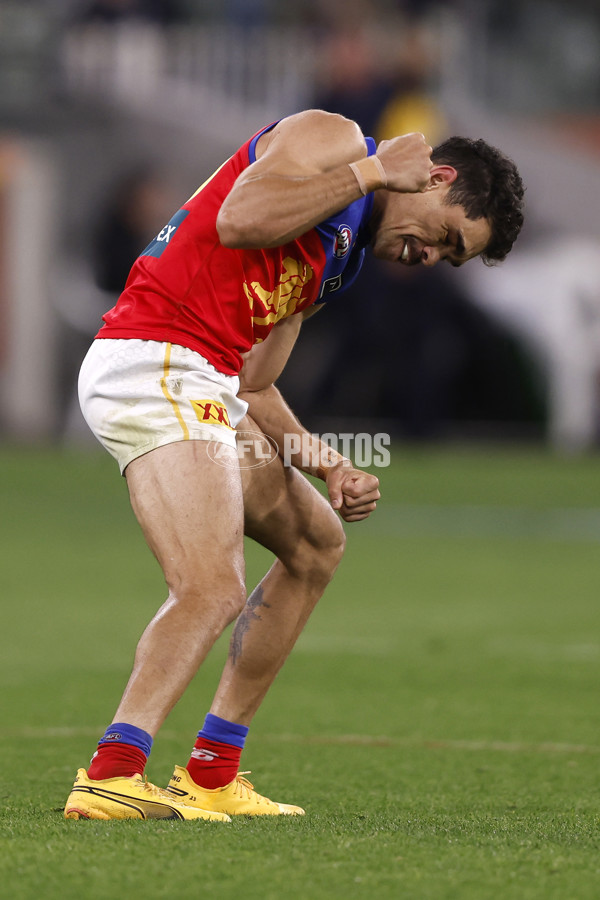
[73,785,184,820]
[166,785,187,798]
[191,748,220,762]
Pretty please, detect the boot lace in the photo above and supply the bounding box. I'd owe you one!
[233,772,275,807]
[138,775,180,803]
[233,772,256,799]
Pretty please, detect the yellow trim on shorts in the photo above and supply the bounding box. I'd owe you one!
[160,343,190,440]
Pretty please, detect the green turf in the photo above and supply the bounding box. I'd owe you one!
[1,443,600,899]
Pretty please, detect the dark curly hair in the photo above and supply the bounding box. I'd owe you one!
[431,136,525,265]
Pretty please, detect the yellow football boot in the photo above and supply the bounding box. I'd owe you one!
[166,765,305,816]
[64,768,231,822]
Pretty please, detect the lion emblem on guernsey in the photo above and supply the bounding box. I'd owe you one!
[243,257,314,329]
[334,224,353,259]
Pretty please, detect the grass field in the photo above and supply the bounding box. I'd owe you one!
[1,443,600,899]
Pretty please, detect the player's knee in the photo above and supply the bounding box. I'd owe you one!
[166,568,246,630]
[292,505,346,584]
[316,510,347,576]
[221,578,248,626]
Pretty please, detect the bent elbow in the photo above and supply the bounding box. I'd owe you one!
[216,208,246,248]
[216,209,269,249]
[217,209,278,249]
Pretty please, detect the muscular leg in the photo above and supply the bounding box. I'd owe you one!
[112,439,246,736]
[209,415,346,725]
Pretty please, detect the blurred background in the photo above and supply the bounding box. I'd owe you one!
[0,0,599,451]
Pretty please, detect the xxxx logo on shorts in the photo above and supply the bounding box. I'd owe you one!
[190,399,233,429]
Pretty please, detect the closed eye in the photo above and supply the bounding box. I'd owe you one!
[446,228,467,266]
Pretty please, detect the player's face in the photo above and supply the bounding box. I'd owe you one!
[371,181,491,268]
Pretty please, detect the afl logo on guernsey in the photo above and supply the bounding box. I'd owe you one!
[334,224,353,259]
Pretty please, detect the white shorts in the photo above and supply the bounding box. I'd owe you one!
[78,339,248,473]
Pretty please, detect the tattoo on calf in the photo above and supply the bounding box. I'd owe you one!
[230,584,271,665]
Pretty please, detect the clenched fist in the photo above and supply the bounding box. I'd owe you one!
[325,463,381,523]
[376,132,433,194]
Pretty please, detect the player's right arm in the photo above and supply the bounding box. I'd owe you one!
[216,109,432,249]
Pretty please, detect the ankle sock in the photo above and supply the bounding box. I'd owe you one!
[186,713,249,789]
[87,722,153,780]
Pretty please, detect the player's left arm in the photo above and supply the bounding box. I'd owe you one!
[239,310,312,393]
[239,313,380,522]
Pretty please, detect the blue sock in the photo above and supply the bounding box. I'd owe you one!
[88,722,154,779]
[98,722,153,756]
[198,713,248,749]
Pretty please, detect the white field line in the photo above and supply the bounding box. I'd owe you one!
[364,503,600,542]
[2,727,599,755]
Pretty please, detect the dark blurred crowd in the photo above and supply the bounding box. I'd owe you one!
[72,0,456,27]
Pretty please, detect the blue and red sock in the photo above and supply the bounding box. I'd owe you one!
[86,715,248,787]
[186,713,249,789]
[87,723,153,780]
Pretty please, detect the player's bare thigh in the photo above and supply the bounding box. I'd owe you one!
[125,439,245,596]
[238,415,345,566]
